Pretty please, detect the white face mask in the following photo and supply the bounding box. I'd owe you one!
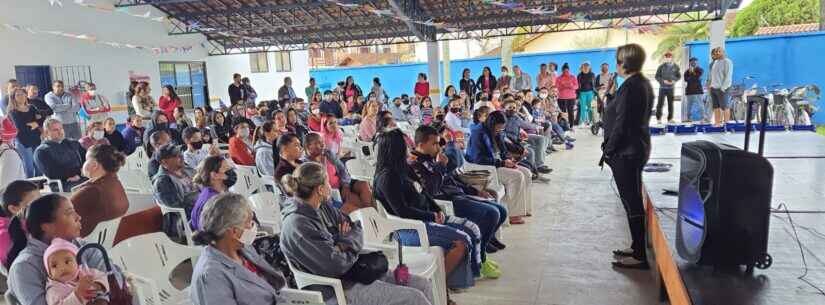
[88,90,96,96]
[539,93,548,99]
[92,130,104,140]
[237,222,258,246]
[238,128,250,138]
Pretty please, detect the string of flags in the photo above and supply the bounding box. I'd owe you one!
[48,0,167,23]
[1,23,195,55]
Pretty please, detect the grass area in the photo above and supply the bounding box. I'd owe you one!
[818,125,825,136]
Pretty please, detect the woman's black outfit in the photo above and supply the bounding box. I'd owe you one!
[576,71,596,126]
[475,75,497,96]
[210,122,232,143]
[601,73,653,267]
[105,129,127,152]
[459,78,477,104]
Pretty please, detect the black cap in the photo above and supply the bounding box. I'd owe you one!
[689,57,698,62]
[157,144,181,160]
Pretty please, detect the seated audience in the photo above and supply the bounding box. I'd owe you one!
[0,118,26,189]
[143,111,181,153]
[444,97,469,135]
[253,122,279,177]
[280,162,434,305]
[307,103,323,132]
[71,144,129,237]
[210,111,231,144]
[272,110,290,134]
[251,102,269,127]
[173,106,192,130]
[79,82,111,122]
[320,114,348,158]
[373,128,477,290]
[466,111,532,224]
[190,193,288,305]
[285,108,309,141]
[121,114,145,155]
[34,118,88,191]
[358,100,380,142]
[228,121,255,166]
[102,117,127,153]
[190,156,234,230]
[152,144,198,215]
[7,194,124,305]
[147,129,171,178]
[273,133,303,183]
[303,132,374,214]
[183,127,220,169]
[0,180,40,267]
[502,99,551,176]
[78,121,110,150]
[412,126,508,260]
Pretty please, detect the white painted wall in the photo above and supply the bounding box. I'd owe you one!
[205,50,310,106]
[0,0,208,122]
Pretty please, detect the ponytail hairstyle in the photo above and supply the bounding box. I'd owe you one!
[1,180,40,218]
[253,121,275,144]
[5,194,65,268]
[281,162,327,199]
[192,193,253,246]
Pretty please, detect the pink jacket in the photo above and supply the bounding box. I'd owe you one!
[46,268,109,305]
[0,217,12,267]
[555,73,579,100]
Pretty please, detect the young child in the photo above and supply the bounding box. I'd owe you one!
[1,180,41,267]
[420,97,434,125]
[45,239,109,305]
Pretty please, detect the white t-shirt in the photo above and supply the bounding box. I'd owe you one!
[0,143,26,190]
[183,147,209,169]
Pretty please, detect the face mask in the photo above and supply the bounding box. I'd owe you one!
[224,169,237,188]
[191,141,203,150]
[439,138,447,146]
[156,122,168,130]
[539,93,548,99]
[88,90,96,96]
[450,108,461,114]
[690,62,697,68]
[506,110,517,117]
[237,222,258,246]
[92,130,104,140]
[434,114,445,122]
[492,93,500,99]
[312,108,320,115]
[238,128,250,138]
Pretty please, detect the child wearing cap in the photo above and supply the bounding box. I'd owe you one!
[44,238,109,305]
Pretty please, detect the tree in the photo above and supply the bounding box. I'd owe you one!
[654,22,709,60]
[730,0,821,37]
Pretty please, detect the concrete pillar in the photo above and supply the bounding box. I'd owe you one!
[709,20,726,54]
[442,41,451,91]
[427,40,440,102]
[501,37,514,72]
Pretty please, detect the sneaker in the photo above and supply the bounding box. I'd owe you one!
[485,259,500,269]
[565,142,575,150]
[537,166,553,174]
[612,256,650,270]
[486,243,499,253]
[509,216,525,225]
[490,238,507,250]
[565,136,576,142]
[480,261,502,279]
[612,248,634,257]
[532,175,551,183]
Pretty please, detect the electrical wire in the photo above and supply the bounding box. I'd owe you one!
[774,203,825,296]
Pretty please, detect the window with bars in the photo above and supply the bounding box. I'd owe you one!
[274,51,292,72]
[249,53,269,73]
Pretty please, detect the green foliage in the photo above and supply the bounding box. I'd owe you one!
[654,22,709,60]
[730,0,821,37]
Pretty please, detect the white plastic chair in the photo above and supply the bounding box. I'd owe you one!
[156,201,195,246]
[118,169,154,194]
[125,146,149,171]
[109,232,201,305]
[412,181,455,217]
[83,217,121,249]
[30,176,64,193]
[230,165,266,196]
[248,192,281,234]
[349,207,448,305]
[286,257,348,305]
[345,158,375,183]
[280,288,324,304]
[462,162,505,203]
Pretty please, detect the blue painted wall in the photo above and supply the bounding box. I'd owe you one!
[686,31,825,123]
[309,48,617,101]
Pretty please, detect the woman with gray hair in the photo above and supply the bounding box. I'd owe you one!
[279,162,433,305]
[189,193,288,305]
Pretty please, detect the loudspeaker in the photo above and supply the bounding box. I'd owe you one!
[675,140,774,271]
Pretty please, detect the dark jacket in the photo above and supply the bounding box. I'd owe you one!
[602,73,654,159]
[228,83,245,104]
[142,112,182,152]
[465,123,507,167]
[121,125,143,155]
[210,122,231,144]
[34,139,86,183]
[459,78,477,98]
[9,108,42,149]
[319,100,343,118]
[152,165,198,214]
[684,66,704,95]
[373,167,441,223]
[28,98,53,124]
[577,71,596,92]
[105,129,127,153]
[476,75,497,95]
[655,62,681,89]
[409,151,477,200]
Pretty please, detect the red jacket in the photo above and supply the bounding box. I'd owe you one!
[228,136,255,165]
[555,73,579,100]
[414,82,429,98]
[157,96,180,122]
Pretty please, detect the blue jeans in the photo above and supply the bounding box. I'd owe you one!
[525,134,548,168]
[397,219,476,289]
[450,196,506,262]
[685,94,704,122]
[15,139,38,178]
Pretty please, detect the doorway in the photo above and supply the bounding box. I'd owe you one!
[159,61,209,108]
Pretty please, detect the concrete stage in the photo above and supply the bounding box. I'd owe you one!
[645,131,825,305]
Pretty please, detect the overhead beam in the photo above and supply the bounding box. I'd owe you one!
[115,0,204,7]
[172,0,370,18]
[387,0,428,41]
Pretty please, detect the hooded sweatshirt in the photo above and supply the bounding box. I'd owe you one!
[279,197,363,280]
[253,140,276,177]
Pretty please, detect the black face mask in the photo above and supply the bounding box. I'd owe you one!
[434,114,445,122]
[155,122,168,130]
[190,141,203,150]
[450,108,461,114]
[224,169,237,188]
[506,110,517,117]
[439,138,447,146]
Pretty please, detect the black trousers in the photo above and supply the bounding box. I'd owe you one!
[608,156,647,260]
[656,88,675,121]
[558,99,576,126]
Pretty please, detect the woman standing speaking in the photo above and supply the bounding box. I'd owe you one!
[601,44,654,269]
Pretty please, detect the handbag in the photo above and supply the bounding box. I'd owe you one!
[77,243,134,305]
[393,232,410,285]
[457,170,491,192]
[342,251,389,285]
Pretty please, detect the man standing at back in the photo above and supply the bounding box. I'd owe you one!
[0,79,19,116]
[654,51,681,124]
[278,77,297,103]
[510,65,532,92]
[228,73,246,107]
[708,47,733,127]
[44,80,82,140]
[305,77,318,100]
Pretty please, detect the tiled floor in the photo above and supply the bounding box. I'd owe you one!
[451,128,659,305]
